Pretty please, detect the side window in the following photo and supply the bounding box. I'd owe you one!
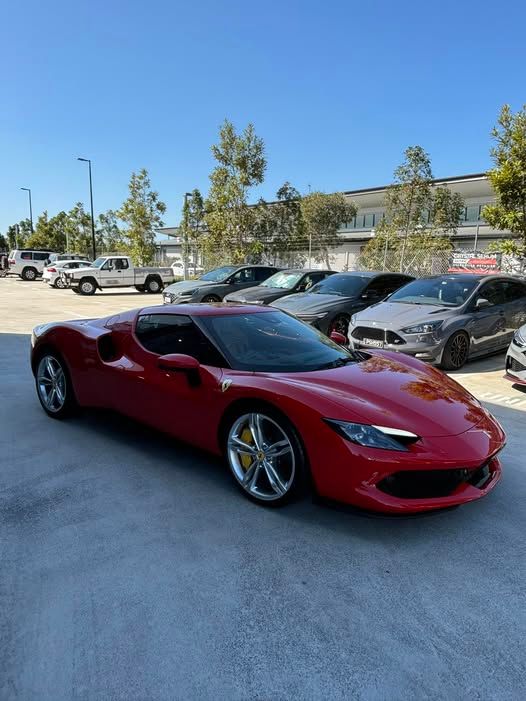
[115,258,129,270]
[34,252,50,261]
[364,276,398,299]
[232,268,257,284]
[21,252,32,260]
[300,272,325,291]
[135,314,226,366]
[504,281,526,302]
[254,267,275,282]
[477,281,507,307]
[102,259,114,270]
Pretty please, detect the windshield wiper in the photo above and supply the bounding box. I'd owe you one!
[319,356,356,370]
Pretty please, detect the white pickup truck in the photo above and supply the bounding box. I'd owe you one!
[61,255,175,295]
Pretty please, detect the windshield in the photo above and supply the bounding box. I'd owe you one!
[91,258,106,268]
[261,271,303,289]
[199,310,365,372]
[308,274,369,298]
[389,277,479,307]
[200,266,237,282]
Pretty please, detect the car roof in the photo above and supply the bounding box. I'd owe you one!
[139,303,275,317]
[329,270,412,278]
[420,273,522,282]
[278,268,333,274]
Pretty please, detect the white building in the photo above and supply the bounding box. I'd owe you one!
[157,173,507,270]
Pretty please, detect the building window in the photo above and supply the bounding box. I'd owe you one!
[364,214,374,228]
[465,205,481,222]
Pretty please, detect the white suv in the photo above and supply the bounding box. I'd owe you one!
[8,249,57,281]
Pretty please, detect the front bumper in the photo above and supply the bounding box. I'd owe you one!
[163,292,192,305]
[349,327,445,364]
[305,411,505,513]
[505,339,526,385]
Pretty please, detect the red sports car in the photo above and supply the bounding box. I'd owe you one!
[31,304,505,512]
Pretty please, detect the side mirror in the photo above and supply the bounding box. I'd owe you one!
[475,297,492,310]
[330,331,347,345]
[157,354,201,386]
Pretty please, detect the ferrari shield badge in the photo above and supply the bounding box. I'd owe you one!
[221,379,232,393]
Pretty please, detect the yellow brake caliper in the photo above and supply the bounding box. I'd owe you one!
[240,426,253,471]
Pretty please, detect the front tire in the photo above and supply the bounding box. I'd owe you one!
[35,353,77,419]
[202,294,221,303]
[440,331,470,370]
[225,409,307,506]
[54,277,66,289]
[78,278,97,295]
[145,276,162,293]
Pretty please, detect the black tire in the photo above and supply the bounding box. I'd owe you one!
[135,285,145,292]
[21,267,38,281]
[440,331,470,370]
[34,352,77,419]
[78,277,97,295]
[328,313,350,337]
[54,277,66,289]
[202,294,221,303]
[223,405,308,507]
[145,276,162,293]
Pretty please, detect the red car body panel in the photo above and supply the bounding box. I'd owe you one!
[31,304,506,513]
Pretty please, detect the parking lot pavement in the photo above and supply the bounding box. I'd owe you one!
[1,278,526,700]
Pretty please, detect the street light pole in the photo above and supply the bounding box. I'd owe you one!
[183,192,192,281]
[20,188,33,233]
[77,158,97,260]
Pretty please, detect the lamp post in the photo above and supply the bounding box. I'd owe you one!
[183,192,192,280]
[20,187,34,233]
[77,157,97,260]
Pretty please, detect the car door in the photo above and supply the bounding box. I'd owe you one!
[502,280,526,344]
[468,280,508,354]
[295,271,332,293]
[112,313,227,445]
[225,267,259,295]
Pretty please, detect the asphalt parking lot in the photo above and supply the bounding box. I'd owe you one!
[1,276,525,700]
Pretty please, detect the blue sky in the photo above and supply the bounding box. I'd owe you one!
[1,0,525,233]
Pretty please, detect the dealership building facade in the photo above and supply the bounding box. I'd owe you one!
[156,172,507,269]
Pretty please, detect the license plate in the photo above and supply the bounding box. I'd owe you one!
[362,337,384,348]
[163,295,171,304]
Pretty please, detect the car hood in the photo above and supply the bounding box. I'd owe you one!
[226,286,286,302]
[272,293,352,314]
[163,279,216,294]
[265,352,484,438]
[354,302,452,328]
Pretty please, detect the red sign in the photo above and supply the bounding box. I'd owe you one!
[448,251,502,275]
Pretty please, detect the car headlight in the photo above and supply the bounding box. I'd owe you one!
[324,419,419,451]
[350,314,357,326]
[401,321,443,335]
[513,327,526,347]
[251,300,265,305]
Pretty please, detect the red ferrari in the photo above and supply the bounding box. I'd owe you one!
[31,303,505,512]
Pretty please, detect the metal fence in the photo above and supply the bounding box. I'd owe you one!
[354,249,452,276]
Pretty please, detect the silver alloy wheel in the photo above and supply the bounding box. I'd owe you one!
[55,277,65,289]
[81,280,94,294]
[148,278,160,292]
[227,412,295,501]
[37,356,66,413]
[24,268,36,280]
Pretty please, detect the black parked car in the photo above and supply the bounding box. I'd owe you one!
[271,271,413,336]
[224,268,335,305]
[162,264,280,304]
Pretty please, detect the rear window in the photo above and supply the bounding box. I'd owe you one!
[21,252,32,260]
[34,252,50,261]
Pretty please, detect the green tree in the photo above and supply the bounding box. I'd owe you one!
[63,203,93,255]
[181,189,206,268]
[27,211,68,252]
[300,191,356,268]
[360,146,463,271]
[6,219,32,249]
[117,169,166,265]
[252,183,306,265]
[204,119,266,263]
[0,233,7,251]
[97,209,124,253]
[483,104,526,256]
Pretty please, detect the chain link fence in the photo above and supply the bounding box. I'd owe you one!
[354,249,452,276]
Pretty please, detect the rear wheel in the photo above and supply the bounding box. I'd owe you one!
[225,410,307,506]
[35,353,77,419]
[329,314,350,337]
[202,294,220,303]
[440,331,470,370]
[22,267,38,281]
[54,277,66,289]
[145,276,162,293]
[78,278,97,295]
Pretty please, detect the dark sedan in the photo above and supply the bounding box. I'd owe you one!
[223,268,334,305]
[271,271,413,336]
[162,264,279,304]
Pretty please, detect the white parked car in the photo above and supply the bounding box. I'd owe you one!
[60,255,175,295]
[43,259,93,288]
[170,260,205,276]
[47,253,90,265]
[505,323,526,385]
[7,249,57,280]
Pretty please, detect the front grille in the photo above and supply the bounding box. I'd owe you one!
[351,326,406,345]
[377,464,491,499]
[506,356,526,373]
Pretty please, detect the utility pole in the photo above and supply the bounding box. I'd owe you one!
[183,192,192,280]
[20,188,33,232]
[77,158,97,259]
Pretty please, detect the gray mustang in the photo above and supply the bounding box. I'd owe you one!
[348,273,526,370]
